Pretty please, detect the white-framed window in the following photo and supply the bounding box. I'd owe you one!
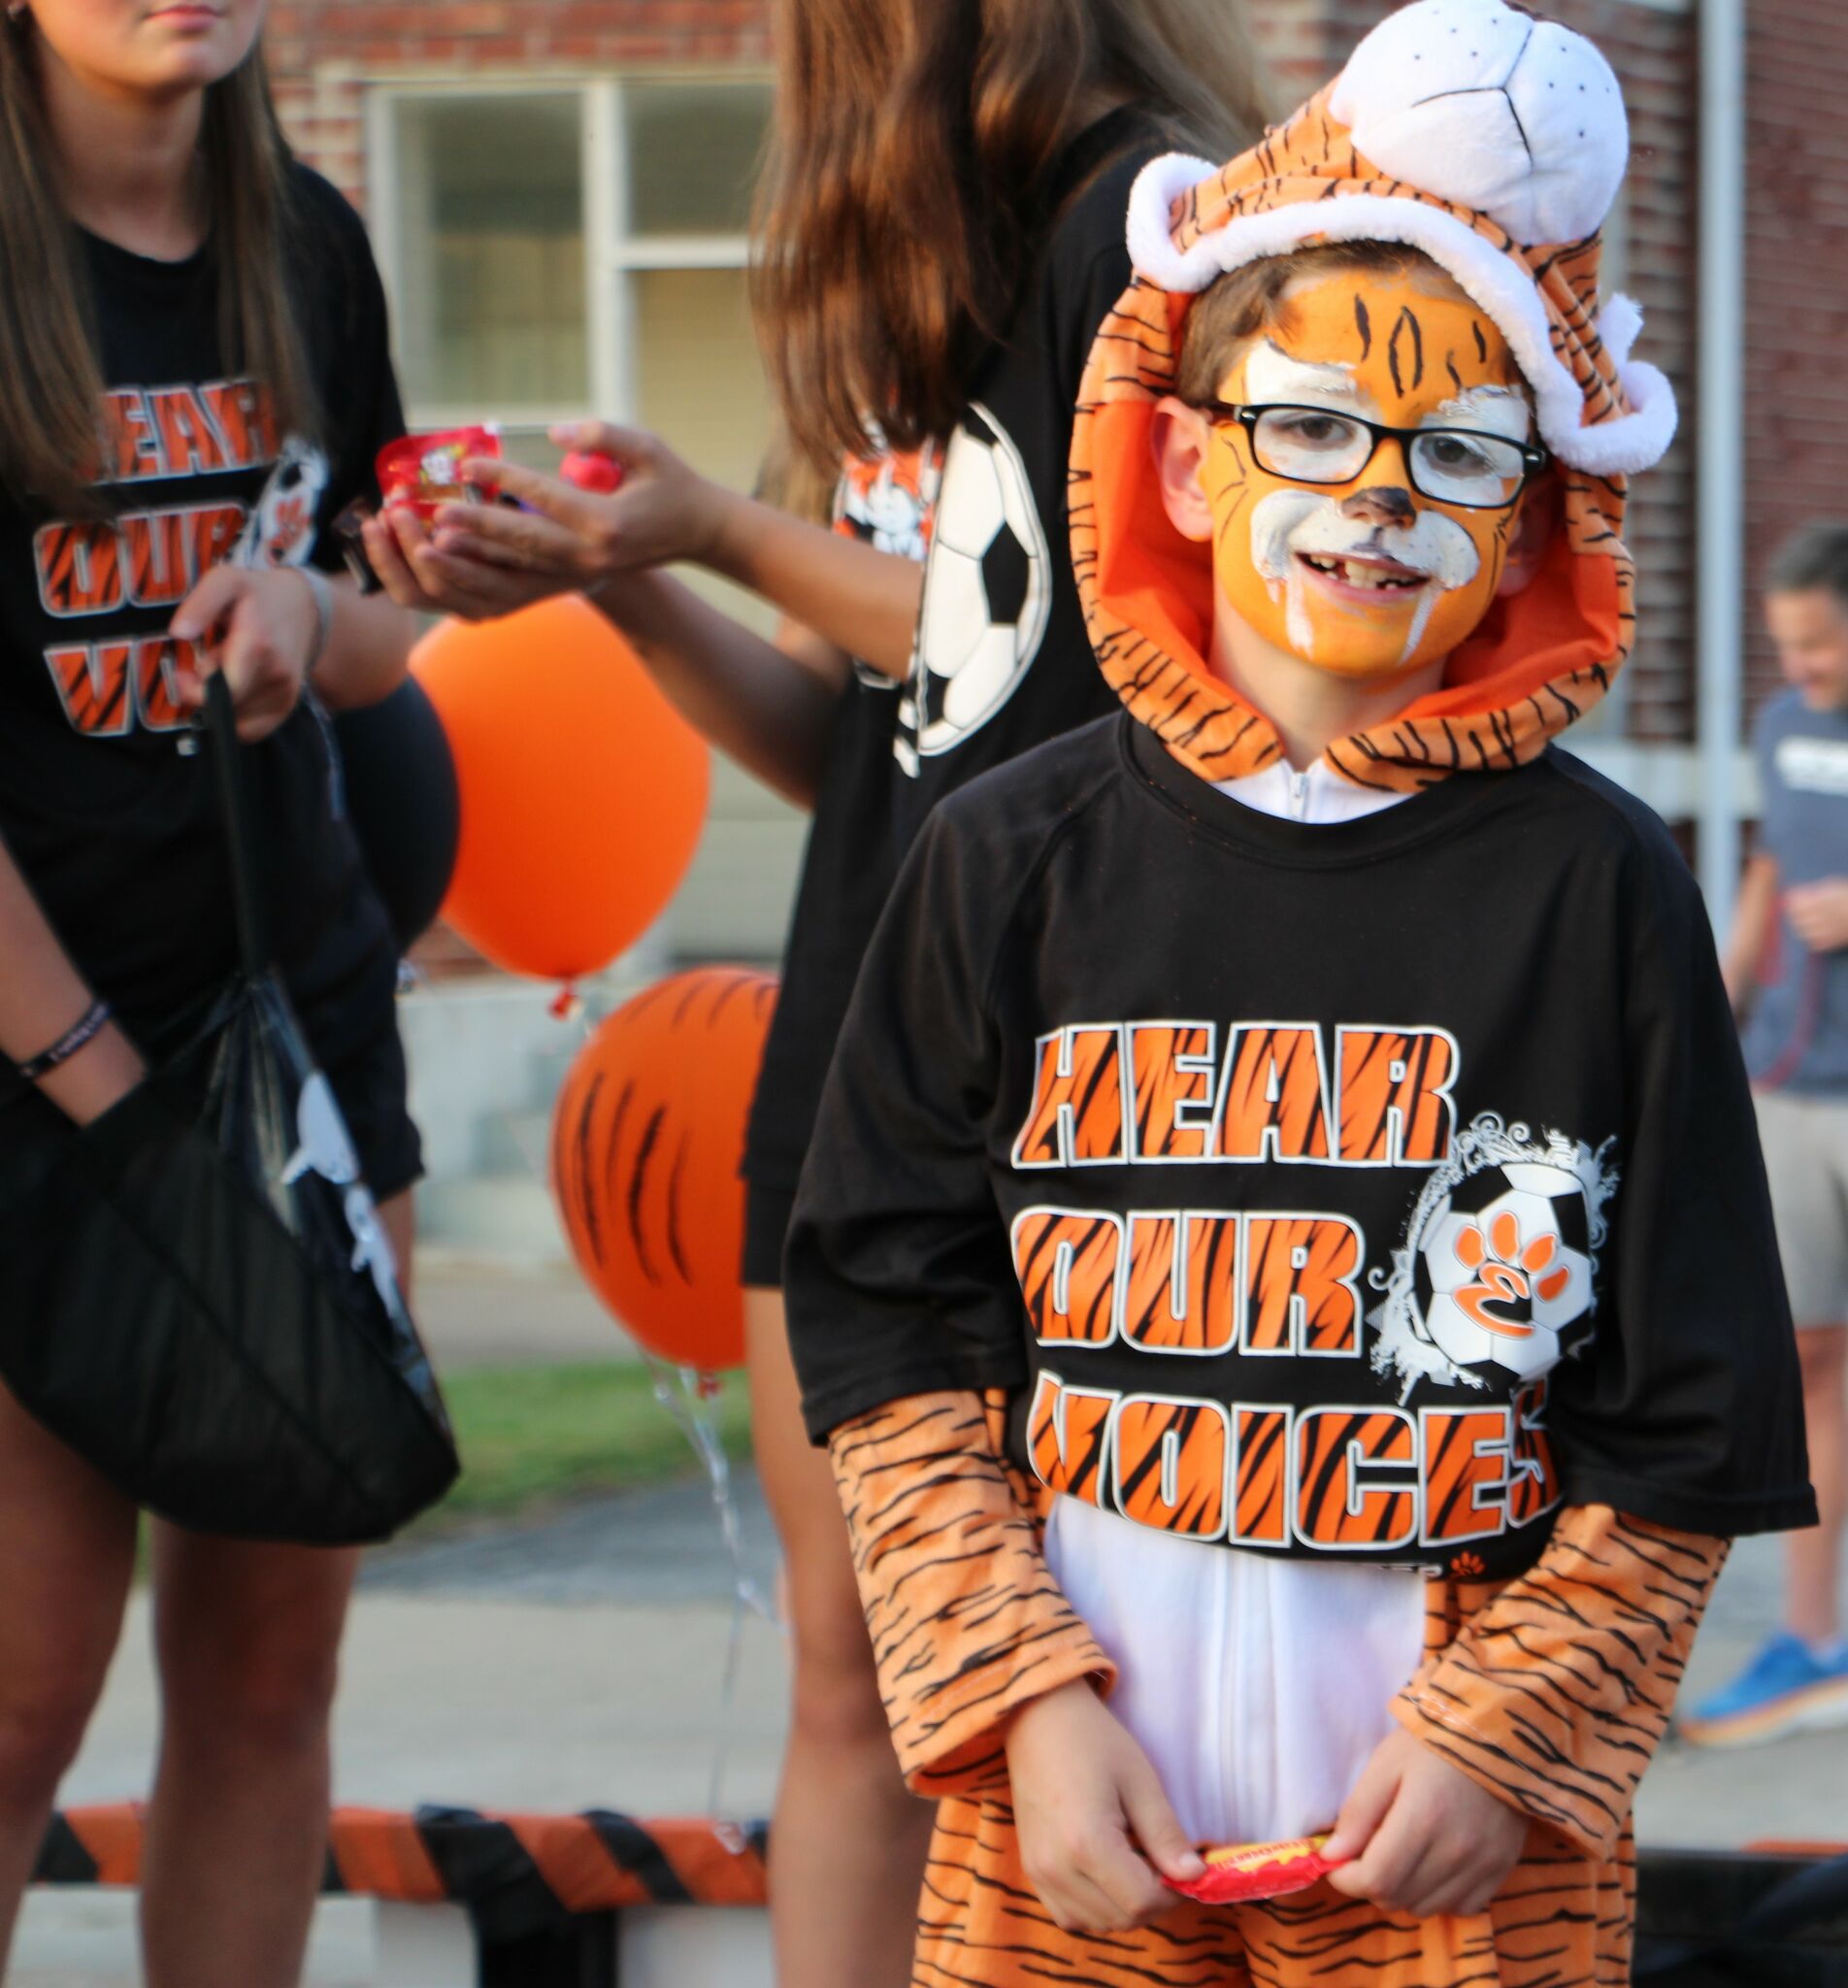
[366,74,775,503]
[367,76,807,963]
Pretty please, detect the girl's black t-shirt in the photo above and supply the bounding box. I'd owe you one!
[743,110,1166,1208]
[0,166,405,1069]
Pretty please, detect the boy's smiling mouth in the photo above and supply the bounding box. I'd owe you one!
[1297,550,1430,602]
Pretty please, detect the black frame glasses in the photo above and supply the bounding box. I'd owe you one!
[1194,401,1550,513]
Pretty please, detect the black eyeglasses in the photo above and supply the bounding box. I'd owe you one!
[1194,402,1549,513]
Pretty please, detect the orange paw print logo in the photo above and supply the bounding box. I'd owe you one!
[1449,1551,1487,1579]
[1452,1210,1571,1340]
[268,494,309,557]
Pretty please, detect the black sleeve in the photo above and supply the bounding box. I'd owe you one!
[1045,148,1150,401]
[1056,236,1136,409]
[784,805,1031,1443]
[290,168,406,573]
[1550,820,1816,1537]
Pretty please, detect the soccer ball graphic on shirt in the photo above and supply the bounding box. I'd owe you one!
[1370,1114,1619,1396]
[232,435,330,570]
[896,403,1050,774]
[1411,1160,1596,1381]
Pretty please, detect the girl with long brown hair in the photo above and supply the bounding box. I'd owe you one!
[0,4,421,1980]
[368,3,1270,1979]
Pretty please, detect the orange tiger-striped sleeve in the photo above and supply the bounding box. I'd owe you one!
[1394,1505,1729,1860]
[828,1388,1115,1801]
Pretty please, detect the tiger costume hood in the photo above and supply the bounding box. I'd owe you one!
[1070,0,1674,792]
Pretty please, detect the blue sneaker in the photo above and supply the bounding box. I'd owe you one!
[1680,1633,1848,1747]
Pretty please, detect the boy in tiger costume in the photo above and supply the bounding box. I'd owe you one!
[784,3,1815,1983]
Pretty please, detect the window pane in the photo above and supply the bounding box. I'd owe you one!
[633,266,797,960]
[625,82,771,237]
[636,267,771,506]
[393,94,588,413]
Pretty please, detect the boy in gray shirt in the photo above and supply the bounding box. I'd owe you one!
[1688,520,1848,1743]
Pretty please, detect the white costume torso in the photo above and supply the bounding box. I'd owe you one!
[1041,761,1427,1848]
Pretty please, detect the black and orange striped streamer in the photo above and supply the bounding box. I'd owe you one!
[34,1806,769,1918]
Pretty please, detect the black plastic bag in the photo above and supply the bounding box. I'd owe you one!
[0,679,457,1542]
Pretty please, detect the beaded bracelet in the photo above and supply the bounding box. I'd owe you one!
[16,999,115,1083]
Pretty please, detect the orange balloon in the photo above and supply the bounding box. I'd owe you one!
[412,599,709,980]
[550,968,777,1370]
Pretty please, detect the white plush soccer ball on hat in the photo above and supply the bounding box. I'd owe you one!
[1328,0,1628,248]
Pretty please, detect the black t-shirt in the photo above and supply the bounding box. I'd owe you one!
[742,111,1165,1202]
[0,165,403,1071]
[786,717,1815,1568]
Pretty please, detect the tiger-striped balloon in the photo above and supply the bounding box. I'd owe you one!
[550,967,776,1370]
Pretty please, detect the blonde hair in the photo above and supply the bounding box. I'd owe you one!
[754,0,1274,473]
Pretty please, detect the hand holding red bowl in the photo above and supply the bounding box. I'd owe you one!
[376,426,504,522]
[361,420,718,625]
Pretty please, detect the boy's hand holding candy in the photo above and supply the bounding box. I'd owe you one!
[1322,1727,1529,1920]
[1005,1678,1204,1935]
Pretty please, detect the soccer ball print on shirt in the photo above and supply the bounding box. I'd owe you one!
[897,404,1050,774]
[232,436,330,571]
[1372,1114,1619,1397]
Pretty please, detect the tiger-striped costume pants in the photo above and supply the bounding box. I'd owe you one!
[913,1797,1634,1987]
[826,1396,1725,1986]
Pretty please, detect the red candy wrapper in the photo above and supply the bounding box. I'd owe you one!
[378,427,502,520]
[560,449,624,495]
[1167,1834,1341,1907]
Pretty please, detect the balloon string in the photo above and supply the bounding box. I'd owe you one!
[644,1354,779,1818]
[526,999,773,1817]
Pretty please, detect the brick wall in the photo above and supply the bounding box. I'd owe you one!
[265,0,1705,744]
[1742,0,1848,723]
[265,1,771,210]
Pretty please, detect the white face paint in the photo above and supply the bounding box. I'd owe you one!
[1238,345,1532,442]
[1249,489,1329,656]
[1242,342,1372,415]
[1427,384,1532,442]
[1205,269,1537,684]
[1248,489,1483,663]
[1238,341,1493,657]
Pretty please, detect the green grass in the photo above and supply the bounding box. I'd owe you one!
[426,1360,753,1528]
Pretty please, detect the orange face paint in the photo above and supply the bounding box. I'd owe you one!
[1203,272,1533,680]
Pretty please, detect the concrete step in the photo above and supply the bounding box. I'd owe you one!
[416,1173,568,1268]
